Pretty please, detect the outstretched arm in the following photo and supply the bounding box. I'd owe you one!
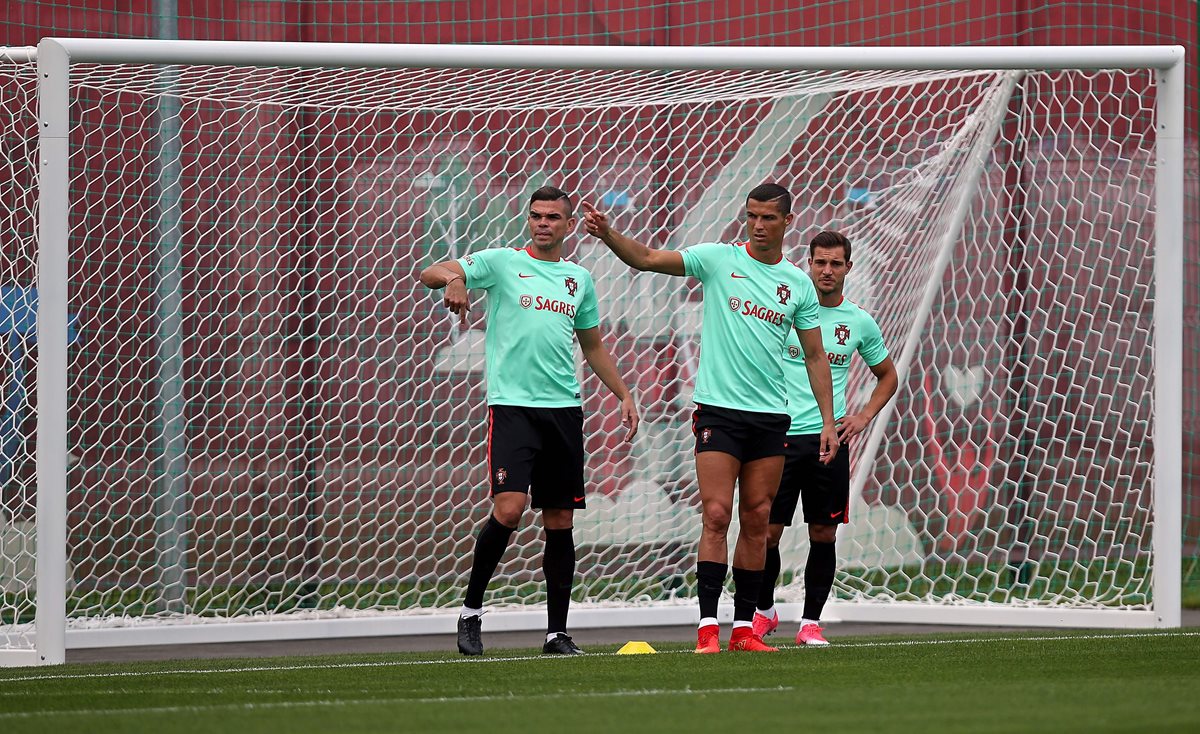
[581,201,686,276]
[418,260,470,327]
[796,325,838,464]
[576,327,639,441]
[836,356,898,442]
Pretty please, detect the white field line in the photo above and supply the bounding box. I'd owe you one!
[0,686,795,719]
[1,629,1196,686]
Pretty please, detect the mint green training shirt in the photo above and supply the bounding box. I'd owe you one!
[784,296,888,434]
[457,246,600,407]
[681,242,821,414]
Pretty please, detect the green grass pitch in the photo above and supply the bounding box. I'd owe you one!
[1,630,1198,733]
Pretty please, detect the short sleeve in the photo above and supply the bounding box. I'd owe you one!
[681,242,727,281]
[574,274,601,330]
[457,248,510,290]
[857,313,890,366]
[791,278,821,331]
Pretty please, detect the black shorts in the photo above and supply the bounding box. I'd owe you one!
[488,405,586,510]
[770,433,851,526]
[691,403,789,463]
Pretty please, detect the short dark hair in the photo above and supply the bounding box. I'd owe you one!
[530,185,573,215]
[809,230,852,261]
[746,183,792,215]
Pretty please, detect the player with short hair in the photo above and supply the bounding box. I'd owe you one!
[583,183,837,653]
[752,230,897,646]
[420,185,639,657]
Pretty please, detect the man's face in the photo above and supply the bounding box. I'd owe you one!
[527,199,575,248]
[808,244,852,296]
[744,198,793,248]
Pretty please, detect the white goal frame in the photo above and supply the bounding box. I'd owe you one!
[10,40,1186,666]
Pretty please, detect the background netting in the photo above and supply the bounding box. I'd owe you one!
[1,57,1168,638]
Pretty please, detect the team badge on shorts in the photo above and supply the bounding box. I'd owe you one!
[495,467,508,484]
[519,295,533,309]
[701,428,712,444]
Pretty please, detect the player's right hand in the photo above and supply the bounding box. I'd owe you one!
[444,279,470,327]
[620,394,640,442]
[580,201,609,239]
[818,424,839,465]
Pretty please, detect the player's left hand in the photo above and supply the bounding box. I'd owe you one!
[818,424,839,465]
[580,201,610,239]
[619,394,640,441]
[836,413,870,442]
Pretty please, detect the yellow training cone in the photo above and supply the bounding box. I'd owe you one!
[617,641,657,655]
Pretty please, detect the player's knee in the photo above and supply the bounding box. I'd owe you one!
[808,524,837,544]
[701,504,732,534]
[766,524,785,547]
[492,505,522,528]
[541,508,574,530]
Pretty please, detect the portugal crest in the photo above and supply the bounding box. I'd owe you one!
[520,294,533,309]
[834,323,850,345]
[564,277,578,296]
[777,283,792,305]
[495,467,508,485]
[700,428,712,444]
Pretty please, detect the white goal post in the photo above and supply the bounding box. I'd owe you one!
[0,40,1184,666]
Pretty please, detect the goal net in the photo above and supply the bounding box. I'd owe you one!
[2,41,1183,663]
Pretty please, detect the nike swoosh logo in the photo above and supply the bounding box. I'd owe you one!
[574,496,586,503]
[518,273,535,278]
[730,273,748,278]
[830,511,843,519]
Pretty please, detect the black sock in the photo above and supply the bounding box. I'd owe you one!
[696,561,727,621]
[731,566,763,623]
[543,527,575,635]
[757,545,781,611]
[463,515,516,610]
[803,540,836,621]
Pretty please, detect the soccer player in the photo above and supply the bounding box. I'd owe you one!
[419,185,639,657]
[582,183,837,653]
[752,230,898,646]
